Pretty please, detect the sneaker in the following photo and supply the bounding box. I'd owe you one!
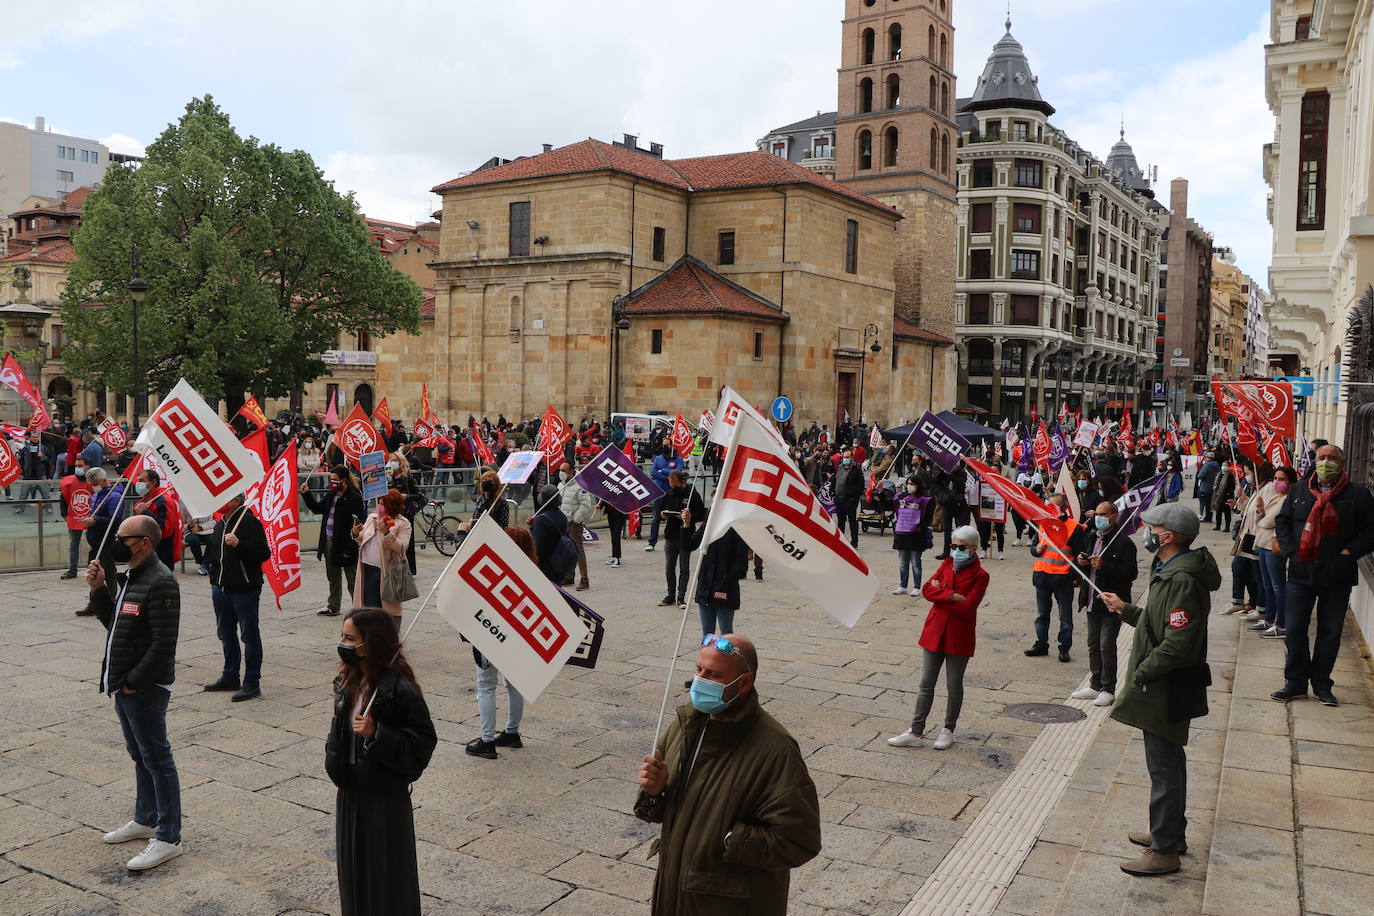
[60,570,78,580]
[465,738,498,759]
[1315,689,1339,707]
[1070,686,1099,700]
[1223,602,1245,615]
[995,550,1004,560]
[1270,683,1308,702]
[892,585,908,595]
[932,727,954,750]
[493,730,523,748]
[126,838,183,870]
[908,586,920,596]
[887,729,924,747]
[644,544,656,552]
[1093,691,1116,707]
[102,821,156,844]
[657,597,675,607]
[1259,625,1286,639]
[1240,609,1262,621]
[1248,621,1269,632]
[1012,537,1022,547]
[679,602,687,610]
[604,558,616,566]
[202,678,241,692]
[609,557,621,568]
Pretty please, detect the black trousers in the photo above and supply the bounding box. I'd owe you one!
[605,507,626,559]
[835,499,860,546]
[1283,581,1351,692]
[1142,731,1187,853]
[663,540,691,602]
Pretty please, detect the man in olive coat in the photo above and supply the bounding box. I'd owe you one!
[1102,502,1219,878]
[634,634,821,915]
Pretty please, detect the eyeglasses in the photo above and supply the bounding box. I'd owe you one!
[701,635,753,671]
[113,534,148,544]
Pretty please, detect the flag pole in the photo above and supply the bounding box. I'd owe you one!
[1022,517,1106,599]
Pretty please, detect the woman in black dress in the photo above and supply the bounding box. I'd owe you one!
[326,607,437,916]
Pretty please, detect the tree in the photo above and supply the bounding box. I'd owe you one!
[60,96,421,418]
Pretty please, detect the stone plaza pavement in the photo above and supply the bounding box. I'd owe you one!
[0,522,1371,915]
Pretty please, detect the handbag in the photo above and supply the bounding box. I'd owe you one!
[1144,614,1211,721]
[1239,532,1256,554]
[382,555,419,603]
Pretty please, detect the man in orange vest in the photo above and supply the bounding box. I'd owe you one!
[1026,492,1081,663]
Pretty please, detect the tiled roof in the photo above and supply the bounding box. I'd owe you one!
[433,139,897,215]
[620,256,786,321]
[893,315,953,345]
[0,241,77,265]
[419,289,435,320]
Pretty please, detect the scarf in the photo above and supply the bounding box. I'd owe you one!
[1297,473,1349,562]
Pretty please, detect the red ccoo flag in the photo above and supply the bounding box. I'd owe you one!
[332,403,384,467]
[536,405,572,469]
[669,410,694,459]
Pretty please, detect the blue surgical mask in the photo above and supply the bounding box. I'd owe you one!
[1077,480,1088,490]
[950,548,972,566]
[134,481,149,496]
[689,673,745,715]
[843,458,852,466]
[1094,516,1111,531]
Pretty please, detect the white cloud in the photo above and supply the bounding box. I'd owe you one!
[320,152,443,225]
[100,132,146,157]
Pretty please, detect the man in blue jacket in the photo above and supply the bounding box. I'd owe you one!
[645,445,684,552]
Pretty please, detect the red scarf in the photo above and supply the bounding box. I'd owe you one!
[1297,473,1349,562]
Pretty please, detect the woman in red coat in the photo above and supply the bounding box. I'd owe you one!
[888,524,989,751]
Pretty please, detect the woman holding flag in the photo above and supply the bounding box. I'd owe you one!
[352,489,415,626]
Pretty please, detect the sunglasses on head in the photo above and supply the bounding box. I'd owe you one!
[701,635,752,670]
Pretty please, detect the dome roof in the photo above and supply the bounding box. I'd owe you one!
[960,18,1055,116]
[1105,129,1152,194]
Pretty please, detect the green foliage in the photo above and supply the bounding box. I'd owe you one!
[60,96,421,413]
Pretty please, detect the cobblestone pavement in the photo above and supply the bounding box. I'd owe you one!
[1,521,1370,915]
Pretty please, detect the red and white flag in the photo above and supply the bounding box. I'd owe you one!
[1260,427,1291,469]
[0,353,51,431]
[966,458,1059,526]
[0,436,19,488]
[436,513,590,701]
[536,405,572,469]
[698,408,716,433]
[699,404,878,628]
[1032,421,1052,469]
[372,397,393,437]
[1212,380,1295,439]
[669,410,694,459]
[96,416,129,452]
[708,385,786,450]
[332,402,385,467]
[869,424,883,451]
[133,379,266,518]
[245,439,302,610]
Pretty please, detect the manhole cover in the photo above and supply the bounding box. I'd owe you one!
[1003,702,1087,724]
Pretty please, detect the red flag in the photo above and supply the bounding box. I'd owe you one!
[669,410,694,459]
[0,436,20,488]
[1213,380,1295,439]
[245,439,302,610]
[1117,411,1133,444]
[96,416,130,452]
[237,395,268,429]
[420,383,431,426]
[1235,422,1259,463]
[536,405,572,469]
[241,426,269,469]
[332,403,384,467]
[1260,427,1291,468]
[966,458,1057,524]
[373,398,393,437]
[1,353,51,431]
[1030,404,1039,428]
[469,429,495,466]
[1032,421,1052,469]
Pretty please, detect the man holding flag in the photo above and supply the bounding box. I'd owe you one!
[1027,492,1081,663]
[203,491,271,702]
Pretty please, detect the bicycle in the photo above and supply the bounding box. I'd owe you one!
[413,499,465,556]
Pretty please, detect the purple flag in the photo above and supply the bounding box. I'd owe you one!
[1114,474,1167,537]
[1018,429,1033,474]
[905,411,972,473]
[573,445,664,514]
[1048,428,1070,473]
[556,585,605,670]
[1297,438,1311,478]
[817,478,836,516]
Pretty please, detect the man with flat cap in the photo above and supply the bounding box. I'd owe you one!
[1101,502,1220,877]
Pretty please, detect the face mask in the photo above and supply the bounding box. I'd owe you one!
[1143,529,1161,553]
[950,548,972,566]
[1077,480,1088,490]
[906,485,918,494]
[1274,479,1290,494]
[1316,460,1341,482]
[74,467,86,478]
[1094,516,1111,531]
[690,673,745,715]
[134,482,149,496]
[304,441,314,449]
[386,462,399,473]
[108,540,134,564]
[331,480,343,491]
[1058,510,1069,521]
[337,642,364,666]
[843,458,853,466]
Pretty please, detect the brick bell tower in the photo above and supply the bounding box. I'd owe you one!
[835,0,957,334]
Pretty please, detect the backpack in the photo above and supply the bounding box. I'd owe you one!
[549,532,581,580]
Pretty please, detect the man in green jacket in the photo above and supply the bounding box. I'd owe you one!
[635,634,821,915]
[1102,502,1219,878]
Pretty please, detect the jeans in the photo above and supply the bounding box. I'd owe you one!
[835,499,860,547]
[1229,555,1263,607]
[1257,548,1287,628]
[19,481,48,502]
[211,586,263,689]
[360,563,381,608]
[647,495,666,546]
[567,522,588,583]
[1283,580,1351,692]
[897,550,922,590]
[475,661,524,742]
[1198,493,1212,521]
[664,540,691,602]
[910,649,969,735]
[185,532,211,566]
[698,603,735,639]
[1085,610,1122,692]
[324,538,356,613]
[1142,732,1187,853]
[1034,575,1075,649]
[66,528,82,573]
[114,688,181,844]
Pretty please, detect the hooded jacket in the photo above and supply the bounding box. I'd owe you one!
[1110,547,1221,746]
[633,692,821,916]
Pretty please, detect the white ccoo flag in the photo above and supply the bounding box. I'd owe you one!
[708,385,787,449]
[701,403,879,627]
[134,379,266,518]
[435,514,589,702]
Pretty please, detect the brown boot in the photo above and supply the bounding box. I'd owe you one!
[1128,832,1187,855]
[75,604,96,617]
[576,579,590,591]
[1120,848,1181,876]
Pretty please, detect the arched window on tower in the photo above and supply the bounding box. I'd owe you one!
[859,78,874,113]
[861,28,875,65]
[941,132,950,174]
[886,73,900,109]
[940,33,948,68]
[888,23,902,60]
[928,25,935,59]
[941,81,949,116]
[929,128,938,169]
[929,76,937,109]
[884,126,899,166]
[858,130,873,170]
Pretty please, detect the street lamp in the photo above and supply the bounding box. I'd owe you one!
[856,323,882,425]
[605,296,631,418]
[128,244,149,427]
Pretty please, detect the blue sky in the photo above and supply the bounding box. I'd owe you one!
[4,0,1271,281]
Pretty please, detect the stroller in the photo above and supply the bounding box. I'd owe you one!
[858,478,897,535]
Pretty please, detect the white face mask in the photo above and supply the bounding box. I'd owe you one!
[386,462,399,473]
[906,485,918,494]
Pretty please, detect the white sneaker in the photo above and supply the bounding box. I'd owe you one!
[609,557,621,568]
[1260,625,1286,639]
[892,585,907,594]
[1093,691,1115,707]
[887,729,924,747]
[1070,686,1098,700]
[933,727,954,750]
[1240,609,1261,621]
[102,821,155,844]
[126,838,183,870]
[1012,537,1022,547]
[908,586,920,596]
[995,549,1004,560]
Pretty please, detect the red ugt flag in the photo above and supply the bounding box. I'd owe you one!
[332,403,384,468]
[0,437,20,488]
[1032,421,1052,469]
[0,353,51,431]
[536,405,572,469]
[669,410,694,459]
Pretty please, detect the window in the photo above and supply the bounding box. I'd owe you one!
[1295,15,1312,40]
[812,135,830,158]
[753,332,764,360]
[884,126,899,166]
[969,248,992,279]
[886,74,900,109]
[1097,231,1106,257]
[970,203,993,233]
[357,331,372,351]
[972,160,994,188]
[939,32,947,68]
[859,78,874,113]
[717,230,736,265]
[888,23,902,60]
[1011,121,1029,141]
[1011,249,1040,279]
[652,226,666,262]
[50,324,64,360]
[941,132,949,173]
[57,170,74,183]
[1110,239,1118,263]
[1051,254,1059,285]
[1010,295,1039,326]
[984,119,1001,140]
[508,201,531,256]
[928,24,936,59]
[929,76,938,109]
[770,140,787,157]
[1013,203,1042,233]
[861,27,875,64]
[1298,90,1329,230]
[651,329,664,354]
[858,130,873,170]
[1053,208,1060,236]
[56,146,67,159]
[968,293,990,324]
[941,81,949,116]
[845,219,859,274]
[1013,159,1041,188]
[929,128,938,169]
